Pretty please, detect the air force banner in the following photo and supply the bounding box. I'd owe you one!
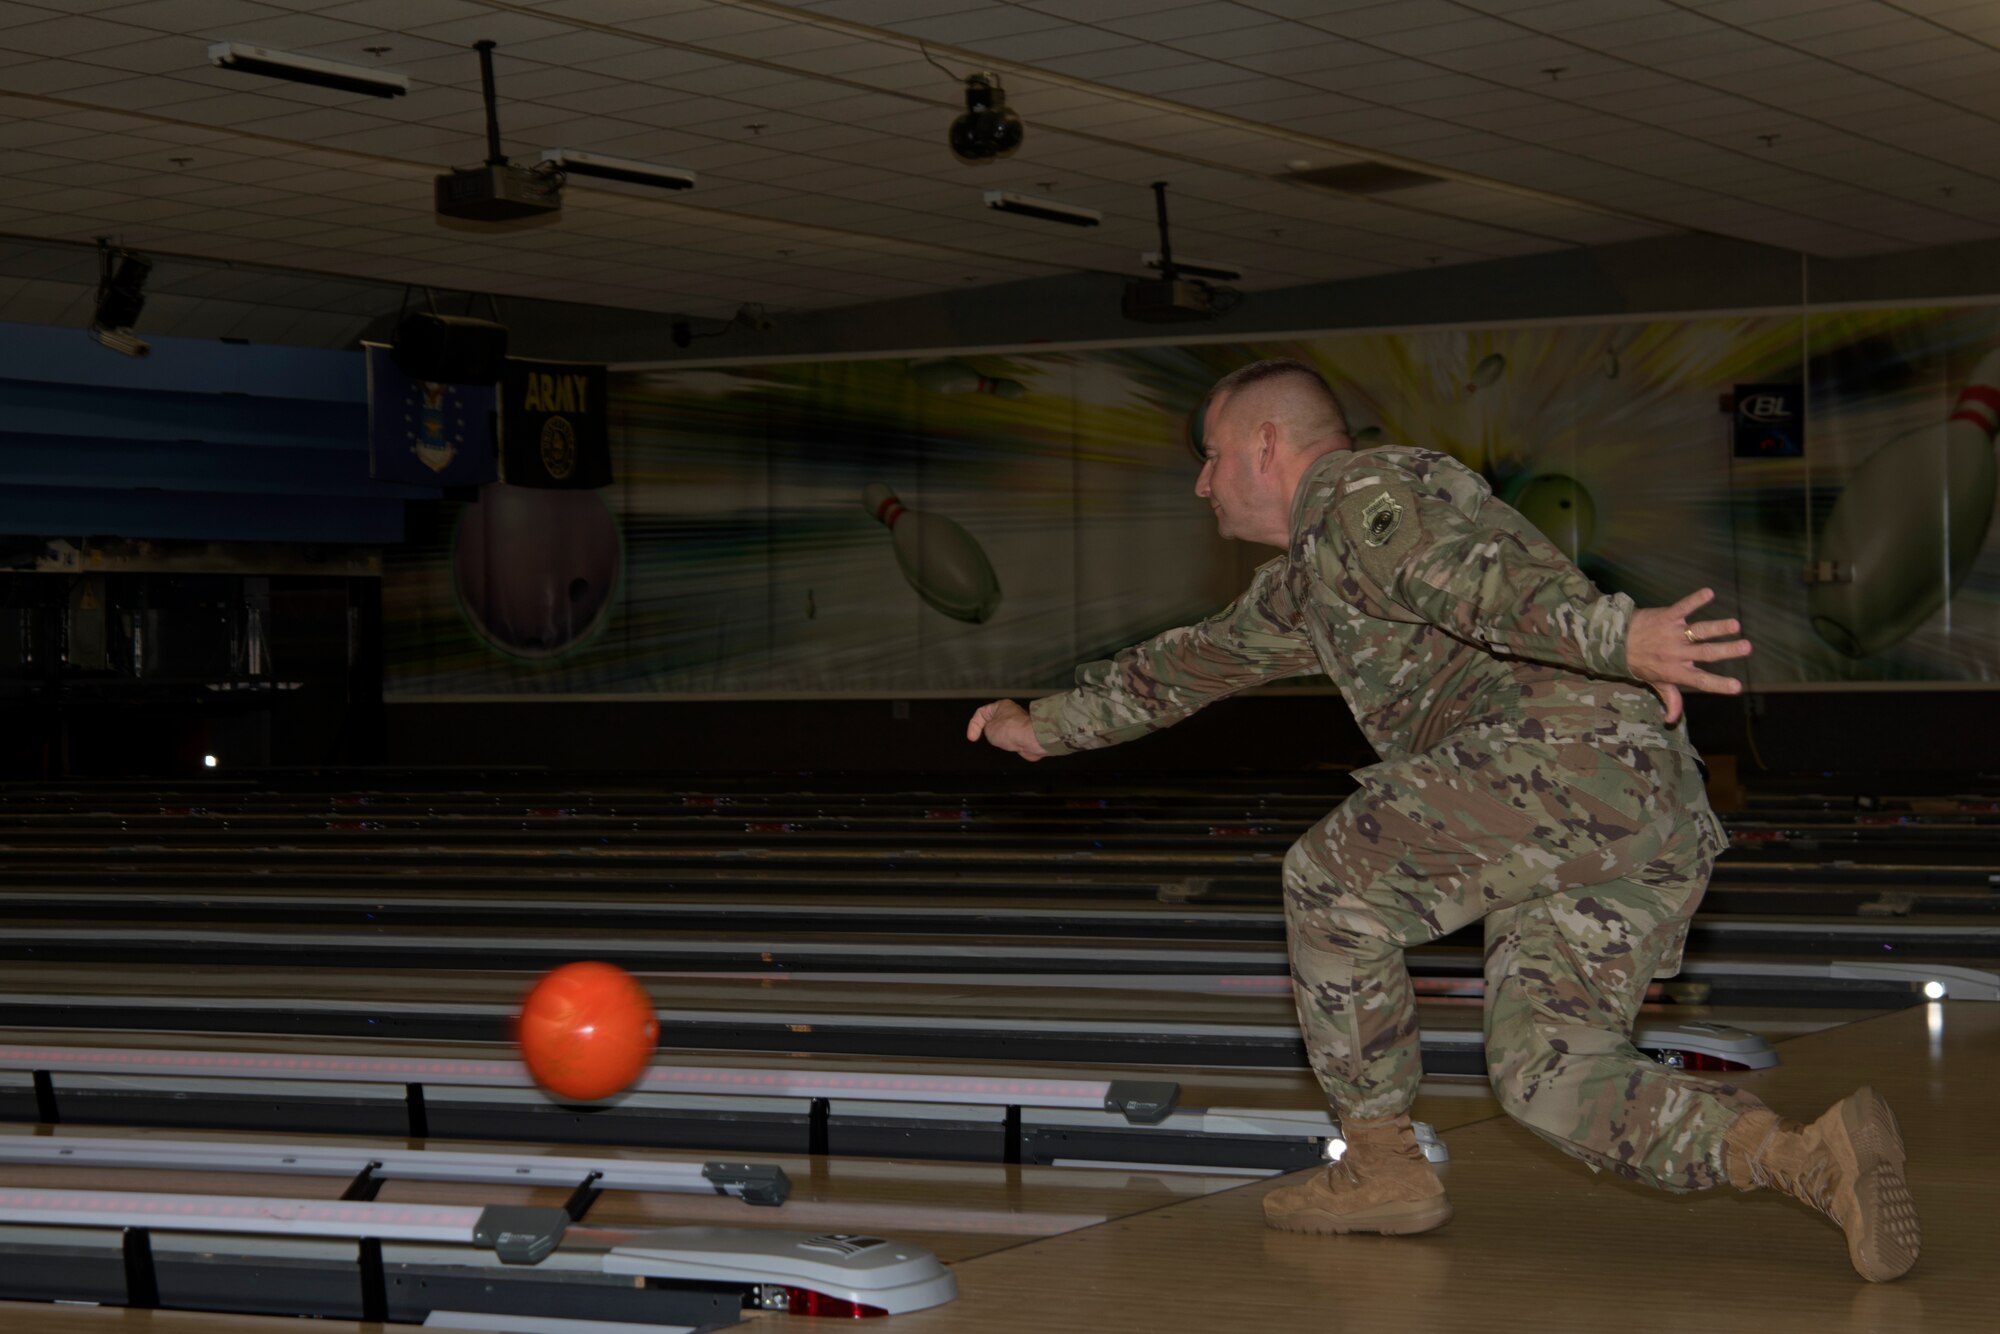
[501,359,612,489]
[365,343,499,488]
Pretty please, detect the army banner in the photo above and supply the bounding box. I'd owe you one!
[500,358,612,489]
[364,343,499,488]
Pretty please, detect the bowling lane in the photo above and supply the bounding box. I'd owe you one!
[8,915,1993,973]
[0,1023,1506,1128]
[0,958,1308,1025]
[0,959,1885,1063]
[14,876,1993,921]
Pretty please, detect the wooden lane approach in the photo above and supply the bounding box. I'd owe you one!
[866,1002,2000,1334]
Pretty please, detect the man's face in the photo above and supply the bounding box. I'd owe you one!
[1195,395,1259,540]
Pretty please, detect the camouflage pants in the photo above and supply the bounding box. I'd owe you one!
[1282,733,1765,1192]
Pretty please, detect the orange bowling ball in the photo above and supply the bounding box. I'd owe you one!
[517,961,659,1101]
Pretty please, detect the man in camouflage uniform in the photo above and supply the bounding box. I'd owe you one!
[969,359,1920,1281]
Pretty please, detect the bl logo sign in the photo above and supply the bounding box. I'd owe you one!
[1733,383,1803,458]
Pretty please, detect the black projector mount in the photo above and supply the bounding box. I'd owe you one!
[434,40,564,223]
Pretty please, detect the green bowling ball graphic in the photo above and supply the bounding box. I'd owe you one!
[1185,398,1207,467]
[1504,473,1597,562]
[453,485,622,658]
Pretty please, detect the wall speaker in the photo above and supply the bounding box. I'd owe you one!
[391,312,509,385]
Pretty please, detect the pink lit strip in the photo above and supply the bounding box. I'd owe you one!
[0,1189,480,1242]
[0,1046,1120,1110]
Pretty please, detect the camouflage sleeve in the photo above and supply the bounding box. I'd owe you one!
[1320,461,1633,679]
[1030,557,1320,755]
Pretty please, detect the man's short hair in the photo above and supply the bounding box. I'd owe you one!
[1203,358,1347,435]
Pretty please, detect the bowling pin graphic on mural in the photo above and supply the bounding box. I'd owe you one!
[1810,349,2000,657]
[1464,353,1506,395]
[909,358,1025,399]
[863,483,1002,624]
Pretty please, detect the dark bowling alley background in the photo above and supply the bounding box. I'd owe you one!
[5,279,2000,778]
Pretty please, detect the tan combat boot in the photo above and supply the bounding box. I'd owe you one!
[1724,1087,1920,1282]
[1262,1113,1452,1235]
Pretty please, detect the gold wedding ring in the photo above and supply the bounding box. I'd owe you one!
[1683,627,1698,644]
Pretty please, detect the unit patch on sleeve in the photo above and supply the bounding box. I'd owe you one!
[1361,491,1402,546]
[1336,479,1421,589]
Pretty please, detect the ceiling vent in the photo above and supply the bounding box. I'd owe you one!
[1283,162,1445,195]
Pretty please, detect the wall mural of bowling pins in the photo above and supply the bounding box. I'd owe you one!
[862,483,1003,624]
[1799,308,2000,674]
[382,303,2000,696]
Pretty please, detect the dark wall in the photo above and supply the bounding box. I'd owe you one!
[384,693,1371,778]
[383,689,2000,781]
[1683,691,2000,780]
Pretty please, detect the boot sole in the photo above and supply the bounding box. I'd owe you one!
[1264,1196,1453,1237]
[1836,1088,1921,1283]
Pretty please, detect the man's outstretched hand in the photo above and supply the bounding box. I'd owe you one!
[1627,587,1752,725]
[967,699,1051,761]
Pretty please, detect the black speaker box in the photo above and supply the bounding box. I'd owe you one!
[391,312,509,385]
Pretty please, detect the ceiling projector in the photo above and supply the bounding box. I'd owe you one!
[1122,182,1238,324]
[1121,275,1221,323]
[434,40,561,222]
[435,163,560,222]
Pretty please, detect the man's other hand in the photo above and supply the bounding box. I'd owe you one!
[1627,587,1752,725]
[966,699,1051,761]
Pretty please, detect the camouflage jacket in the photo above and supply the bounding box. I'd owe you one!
[1031,446,1692,765]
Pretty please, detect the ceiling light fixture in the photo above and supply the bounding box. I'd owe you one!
[207,41,409,98]
[540,148,695,191]
[983,190,1099,227]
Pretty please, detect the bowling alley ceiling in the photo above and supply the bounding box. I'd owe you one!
[1,0,1999,325]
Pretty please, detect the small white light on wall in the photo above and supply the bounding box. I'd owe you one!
[203,755,218,769]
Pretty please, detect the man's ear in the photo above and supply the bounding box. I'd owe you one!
[1256,420,1278,471]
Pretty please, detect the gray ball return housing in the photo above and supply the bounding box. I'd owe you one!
[0,1134,955,1328]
